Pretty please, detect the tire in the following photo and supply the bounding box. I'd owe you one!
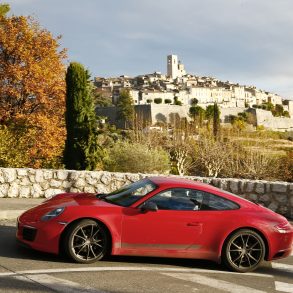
[222,229,265,273]
[64,219,109,264]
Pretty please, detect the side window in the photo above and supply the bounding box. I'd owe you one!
[204,192,239,210]
[145,188,239,211]
[146,188,196,211]
[189,190,239,211]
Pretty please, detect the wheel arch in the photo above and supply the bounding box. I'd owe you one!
[58,217,113,256]
[219,226,270,262]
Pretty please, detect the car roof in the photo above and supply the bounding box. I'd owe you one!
[147,176,257,208]
[148,176,222,193]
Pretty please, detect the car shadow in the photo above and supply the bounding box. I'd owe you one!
[105,254,224,271]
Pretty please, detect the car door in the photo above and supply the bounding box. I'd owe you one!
[120,188,203,257]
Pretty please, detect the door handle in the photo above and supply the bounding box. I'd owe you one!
[187,222,202,227]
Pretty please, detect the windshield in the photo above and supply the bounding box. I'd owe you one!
[97,178,157,207]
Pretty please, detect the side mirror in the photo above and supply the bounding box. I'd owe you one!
[141,201,158,212]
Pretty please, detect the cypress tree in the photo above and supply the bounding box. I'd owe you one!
[116,89,134,129]
[213,103,220,139]
[63,62,99,170]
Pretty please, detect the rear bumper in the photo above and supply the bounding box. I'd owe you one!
[267,229,293,261]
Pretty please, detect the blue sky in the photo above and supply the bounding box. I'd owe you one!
[5,0,293,99]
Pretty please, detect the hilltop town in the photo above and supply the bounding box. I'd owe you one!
[95,55,293,131]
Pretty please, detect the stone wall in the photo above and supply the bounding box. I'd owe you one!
[0,168,292,218]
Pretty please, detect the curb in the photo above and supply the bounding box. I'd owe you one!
[0,210,25,220]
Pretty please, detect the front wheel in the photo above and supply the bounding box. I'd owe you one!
[222,229,265,273]
[64,219,109,263]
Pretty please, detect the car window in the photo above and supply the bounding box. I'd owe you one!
[100,179,157,207]
[204,192,239,210]
[146,188,197,211]
[144,188,239,211]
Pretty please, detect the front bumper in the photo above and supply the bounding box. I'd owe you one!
[16,217,66,254]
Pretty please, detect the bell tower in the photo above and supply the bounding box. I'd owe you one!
[167,55,179,79]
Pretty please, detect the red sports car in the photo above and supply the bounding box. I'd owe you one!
[17,176,293,273]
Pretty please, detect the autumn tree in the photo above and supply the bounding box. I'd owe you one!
[63,62,100,170]
[0,11,66,167]
[116,89,134,129]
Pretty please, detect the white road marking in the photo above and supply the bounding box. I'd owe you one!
[272,263,293,274]
[162,272,267,293]
[275,281,293,293]
[0,266,273,278]
[14,274,106,293]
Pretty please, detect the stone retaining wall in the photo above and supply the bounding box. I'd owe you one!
[0,168,292,218]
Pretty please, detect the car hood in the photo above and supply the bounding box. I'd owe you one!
[19,192,115,222]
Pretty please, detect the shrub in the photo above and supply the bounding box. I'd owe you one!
[280,151,293,182]
[174,97,182,106]
[105,141,170,173]
[164,99,172,104]
[154,98,162,104]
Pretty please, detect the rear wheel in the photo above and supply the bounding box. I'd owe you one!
[64,219,109,263]
[222,229,265,273]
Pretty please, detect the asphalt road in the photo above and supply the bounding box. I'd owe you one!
[0,220,292,293]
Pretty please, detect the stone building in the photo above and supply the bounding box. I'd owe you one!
[95,55,293,130]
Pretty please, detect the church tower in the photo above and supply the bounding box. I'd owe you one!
[167,55,186,79]
[167,55,178,79]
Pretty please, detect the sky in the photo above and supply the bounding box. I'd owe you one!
[5,0,293,99]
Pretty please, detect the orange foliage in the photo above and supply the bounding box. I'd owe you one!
[0,14,67,167]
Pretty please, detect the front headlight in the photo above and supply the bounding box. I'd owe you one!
[41,207,65,221]
[274,222,292,233]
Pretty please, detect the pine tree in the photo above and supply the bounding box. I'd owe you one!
[63,62,99,170]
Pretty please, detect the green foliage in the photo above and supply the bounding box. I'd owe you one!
[105,141,170,173]
[164,99,172,104]
[205,105,215,120]
[213,103,220,138]
[283,111,290,118]
[0,3,10,16]
[230,112,248,130]
[94,93,113,107]
[231,118,246,131]
[146,99,152,103]
[174,96,182,106]
[189,106,205,126]
[273,104,284,117]
[117,89,134,128]
[154,98,162,104]
[191,98,198,106]
[256,125,265,131]
[63,62,100,170]
[264,102,274,111]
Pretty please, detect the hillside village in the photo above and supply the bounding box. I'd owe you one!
[95,55,293,131]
